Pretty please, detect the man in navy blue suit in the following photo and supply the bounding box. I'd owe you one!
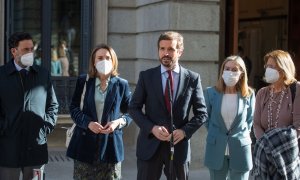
[129,31,208,180]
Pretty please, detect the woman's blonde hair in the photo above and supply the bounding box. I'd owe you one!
[264,50,297,85]
[216,55,253,97]
[88,44,119,78]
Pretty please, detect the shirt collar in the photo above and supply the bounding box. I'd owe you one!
[14,60,30,71]
[96,78,100,87]
[95,76,111,87]
[160,63,180,74]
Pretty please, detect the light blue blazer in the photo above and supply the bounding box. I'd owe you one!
[203,87,255,171]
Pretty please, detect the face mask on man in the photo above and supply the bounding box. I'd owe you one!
[95,60,113,75]
[20,52,34,67]
[222,70,241,87]
[265,67,280,83]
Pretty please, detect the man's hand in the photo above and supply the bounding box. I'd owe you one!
[152,125,170,141]
[169,129,185,145]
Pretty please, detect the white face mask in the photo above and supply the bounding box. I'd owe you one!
[95,60,113,75]
[20,52,34,67]
[265,67,280,83]
[222,70,241,87]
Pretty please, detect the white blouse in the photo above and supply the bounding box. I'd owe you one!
[221,94,238,130]
[221,94,238,155]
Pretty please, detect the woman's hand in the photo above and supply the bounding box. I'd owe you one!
[100,121,120,134]
[88,121,104,134]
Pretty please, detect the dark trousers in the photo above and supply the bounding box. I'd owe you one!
[0,165,44,180]
[137,142,189,180]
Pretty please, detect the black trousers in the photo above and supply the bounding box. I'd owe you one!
[0,165,44,180]
[137,142,189,180]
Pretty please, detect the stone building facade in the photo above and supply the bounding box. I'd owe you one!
[0,0,220,168]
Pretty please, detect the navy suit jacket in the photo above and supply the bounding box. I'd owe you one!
[129,65,207,163]
[67,74,132,164]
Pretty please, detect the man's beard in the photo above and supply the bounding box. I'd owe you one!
[160,56,175,69]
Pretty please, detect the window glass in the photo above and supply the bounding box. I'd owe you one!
[10,0,82,114]
[10,0,80,77]
[11,0,41,65]
[52,0,81,77]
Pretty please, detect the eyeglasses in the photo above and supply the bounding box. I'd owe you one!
[264,64,277,69]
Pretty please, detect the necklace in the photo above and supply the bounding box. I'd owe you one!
[98,78,110,94]
[100,81,109,91]
[267,87,286,130]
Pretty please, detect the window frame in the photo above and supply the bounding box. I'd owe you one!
[5,0,93,74]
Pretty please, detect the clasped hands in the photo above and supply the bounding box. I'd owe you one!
[152,125,185,145]
[88,118,122,134]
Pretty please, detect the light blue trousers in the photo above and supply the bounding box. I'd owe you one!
[209,156,250,180]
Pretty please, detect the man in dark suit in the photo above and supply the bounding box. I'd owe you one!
[129,31,208,180]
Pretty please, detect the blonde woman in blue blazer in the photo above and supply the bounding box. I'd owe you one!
[204,56,255,180]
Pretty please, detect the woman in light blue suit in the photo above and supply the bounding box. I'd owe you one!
[204,56,255,180]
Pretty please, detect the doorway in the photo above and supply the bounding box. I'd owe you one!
[224,0,299,91]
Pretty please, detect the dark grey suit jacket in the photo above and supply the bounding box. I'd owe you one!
[129,65,207,163]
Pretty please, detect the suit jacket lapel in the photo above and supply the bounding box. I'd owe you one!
[229,92,244,131]
[215,93,229,132]
[101,77,118,123]
[173,66,189,109]
[85,78,98,120]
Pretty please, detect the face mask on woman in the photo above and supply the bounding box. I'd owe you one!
[265,67,280,83]
[222,70,241,87]
[20,52,34,67]
[95,60,113,75]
